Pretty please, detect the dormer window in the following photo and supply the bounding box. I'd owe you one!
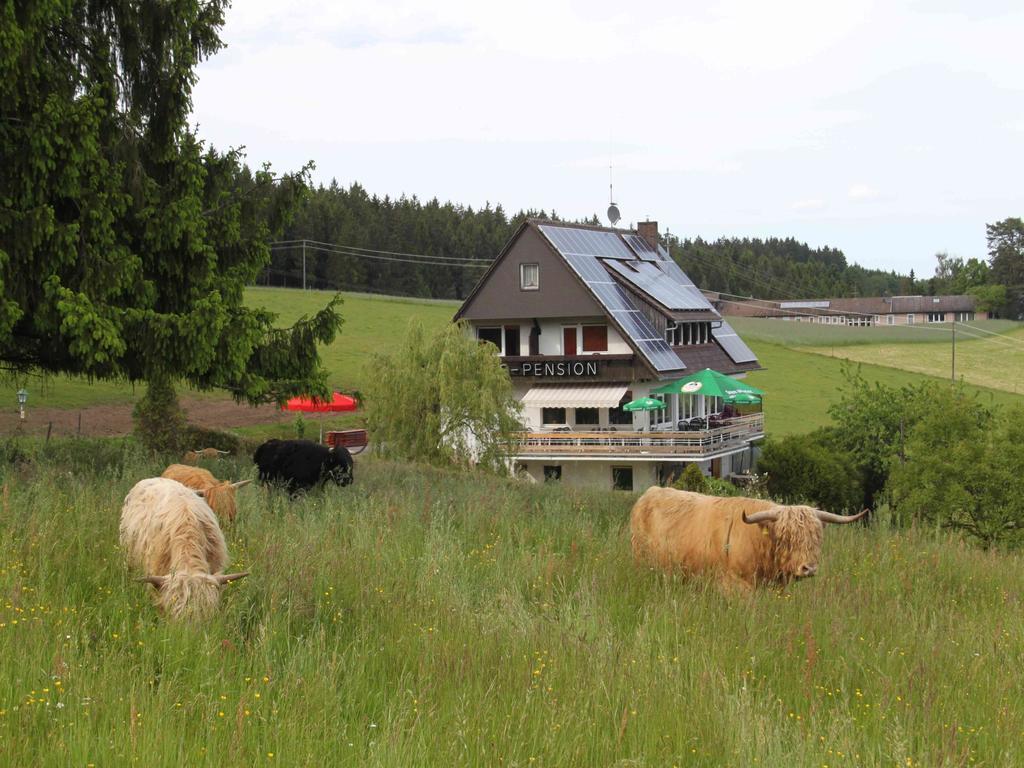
[520,263,539,290]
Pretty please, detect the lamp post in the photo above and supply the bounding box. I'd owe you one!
[17,389,27,420]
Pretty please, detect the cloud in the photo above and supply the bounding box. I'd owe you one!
[190,0,1024,277]
[792,198,826,210]
[848,184,880,200]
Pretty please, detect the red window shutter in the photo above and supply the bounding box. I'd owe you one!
[581,325,608,352]
[563,327,577,355]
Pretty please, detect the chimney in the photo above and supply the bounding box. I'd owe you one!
[638,220,659,250]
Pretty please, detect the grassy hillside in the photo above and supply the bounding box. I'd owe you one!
[728,316,1024,347]
[17,289,458,410]
[744,343,1023,436]
[1,452,1022,766]
[796,337,1024,397]
[11,289,1024,440]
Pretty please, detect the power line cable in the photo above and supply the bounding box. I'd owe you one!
[270,239,491,265]
[270,242,488,269]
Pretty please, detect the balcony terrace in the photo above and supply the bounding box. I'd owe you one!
[513,413,764,461]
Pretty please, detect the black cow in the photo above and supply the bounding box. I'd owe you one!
[253,439,353,493]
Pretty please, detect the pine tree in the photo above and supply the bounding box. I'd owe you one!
[0,0,342,450]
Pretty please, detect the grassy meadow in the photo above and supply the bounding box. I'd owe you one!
[2,449,1024,767]
[19,289,458,410]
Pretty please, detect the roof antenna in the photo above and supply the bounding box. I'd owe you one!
[607,164,621,226]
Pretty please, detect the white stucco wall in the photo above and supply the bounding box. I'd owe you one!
[516,460,659,491]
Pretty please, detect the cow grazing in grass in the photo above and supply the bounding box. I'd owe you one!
[253,439,353,494]
[629,487,867,589]
[161,464,252,522]
[183,447,230,464]
[120,478,248,620]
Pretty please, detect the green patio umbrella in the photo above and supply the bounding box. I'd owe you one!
[622,396,665,431]
[724,392,762,405]
[622,396,665,411]
[651,368,764,400]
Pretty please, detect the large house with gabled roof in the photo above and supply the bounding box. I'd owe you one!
[454,218,763,491]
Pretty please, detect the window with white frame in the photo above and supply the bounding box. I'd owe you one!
[477,327,503,352]
[520,263,539,290]
[907,314,915,324]
[956,311,975,322]
[927,312,944,323]
[886,315,895,326]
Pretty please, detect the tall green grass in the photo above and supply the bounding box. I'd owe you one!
[2,449,1022,766]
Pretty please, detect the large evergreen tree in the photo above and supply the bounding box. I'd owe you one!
[0,1,342,448]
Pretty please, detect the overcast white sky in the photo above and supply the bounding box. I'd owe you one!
[191,0,1024,277]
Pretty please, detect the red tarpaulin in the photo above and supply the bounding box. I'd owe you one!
[281,392,358,413]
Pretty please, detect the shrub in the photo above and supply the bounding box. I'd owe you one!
[888,399,1024,548]
[672,463,707,492]
[757,430,863,513]
[704,476,742,497]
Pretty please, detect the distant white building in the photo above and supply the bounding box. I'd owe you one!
[713,293,984,326]
[454,219,763,492]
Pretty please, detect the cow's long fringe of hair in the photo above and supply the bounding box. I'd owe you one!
[120,479,230,621]
[768,506,823,577]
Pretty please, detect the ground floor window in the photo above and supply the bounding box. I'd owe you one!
[907,314,915,324]
[543,465,562,482]
[927,312,944,323]
[956,311,975,322]
[574,407,599,425]
[542,407,567,425]
[612,466,633,491]
[886,315,895,325]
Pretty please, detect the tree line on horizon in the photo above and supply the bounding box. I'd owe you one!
[269,182,1024,315]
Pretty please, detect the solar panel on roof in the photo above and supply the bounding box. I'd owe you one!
[554,250,685,373]
[622,234,660,262]
[712,321,758,364]
[604,260,714,311]
[539,225,635,260]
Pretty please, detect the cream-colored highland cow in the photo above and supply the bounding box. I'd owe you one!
[161,464,252,522]
[630,487,867,590]
[120,478,248,620]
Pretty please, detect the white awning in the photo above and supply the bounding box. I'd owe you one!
[520,384,629,409]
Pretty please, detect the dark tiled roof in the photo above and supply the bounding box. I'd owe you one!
[674,343,760,376]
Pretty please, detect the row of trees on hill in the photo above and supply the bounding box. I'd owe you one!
[267,182,575,299]
[273,184,1024,313]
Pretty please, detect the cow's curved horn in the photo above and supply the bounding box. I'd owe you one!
[216,449,230,455]
[815,508,869,525]
[215,571,250,585]
[229,479,253,489]
[137,575,168,587]
[742,509,778,524]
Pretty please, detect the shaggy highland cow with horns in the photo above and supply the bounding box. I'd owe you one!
[161,464,252,523]
[630,487,867,589]
[120,478,248,620]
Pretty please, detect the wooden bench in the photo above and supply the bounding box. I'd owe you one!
[325,429,369,455]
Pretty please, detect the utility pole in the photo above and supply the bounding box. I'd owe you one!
[951,315,956,382]
[302,240,307,291]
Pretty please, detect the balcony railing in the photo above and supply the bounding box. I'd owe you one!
[513,413,764,458]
